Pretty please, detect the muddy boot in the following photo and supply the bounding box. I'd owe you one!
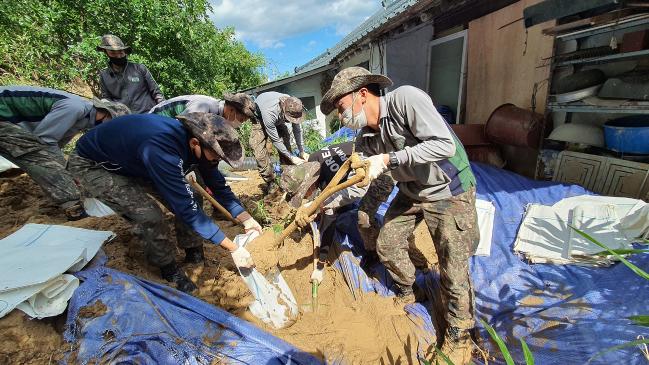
[436,326,473,365]
[63,200,89,221]
[393,283,416,306]
[160,263,197,293]
[184,246,205,264]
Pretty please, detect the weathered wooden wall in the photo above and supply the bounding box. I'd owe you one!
[466,0,554,124]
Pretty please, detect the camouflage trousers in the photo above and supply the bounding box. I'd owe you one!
[67,152,204,267]
[0,122,80,207]
[250,122,292,184]
[378,187,479,330]
[357,174,428,268]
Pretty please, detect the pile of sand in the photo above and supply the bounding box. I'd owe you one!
[0,171,440,364]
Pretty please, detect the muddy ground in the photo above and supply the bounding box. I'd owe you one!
[0,170,441,364]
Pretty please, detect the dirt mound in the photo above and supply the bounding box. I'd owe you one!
[0,310,65,365]
[0,170,441,364]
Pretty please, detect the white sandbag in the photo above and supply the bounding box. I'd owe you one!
[83,198,117,217]
[0,155,18,173]
[234,231,298,329]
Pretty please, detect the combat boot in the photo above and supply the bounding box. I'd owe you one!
[184,246,205,264]
[160,263,197,293]
[435,326,473,365]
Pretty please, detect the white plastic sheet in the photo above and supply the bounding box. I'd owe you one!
[234,231,298,329]
[0,224,114,318]
[513,195,644,266]
[475,199,495,256]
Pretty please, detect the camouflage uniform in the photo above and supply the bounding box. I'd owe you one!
[357,173,428,269]
[0,86,129,212]
[68,152,204,267]
[377,186,479,329]
[250,122,274,184]
[0,122,80,206]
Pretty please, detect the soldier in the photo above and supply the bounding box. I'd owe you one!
[312,67,480,364]
[97,34,165,113]
[150,93,256,184]
[149,93,256,128]
[283,142,428,284]
[0,85,129,220]
[67,112,262,293]
[251,91,308,193]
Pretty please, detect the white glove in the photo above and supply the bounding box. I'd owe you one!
[367,154,388,181]
[231,246,254,268]
[242,217,262,234]
[311,268,324,284]
[290,156,306,165]
[300,152,310,160]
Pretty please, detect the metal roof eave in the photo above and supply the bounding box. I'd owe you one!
[240,64,335,94]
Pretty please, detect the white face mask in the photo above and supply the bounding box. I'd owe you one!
[341,92,367,130]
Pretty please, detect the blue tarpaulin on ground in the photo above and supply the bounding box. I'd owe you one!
[330,162,649,364]
[63,267,321,364]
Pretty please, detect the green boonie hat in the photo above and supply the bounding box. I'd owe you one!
[320,66,392,115]
[223,93,257,121]
[91,98,131,118]
[280,162,321,208]
[279,96,305,124]
[96,34,132,53]
[176,112,244,167]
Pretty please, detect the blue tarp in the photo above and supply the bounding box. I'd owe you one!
[330,162,649,364]
[63,267,321,364]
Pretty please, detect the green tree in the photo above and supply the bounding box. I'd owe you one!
[0,0,265,97]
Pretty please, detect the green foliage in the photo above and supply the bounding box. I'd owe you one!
[251,200,271,225]
[628,315,649,327]
[595,249,649,257]
[238,120,253,157]
[480,319,516,365]
[0,0,265,97]
[570,226,649,280]
[520,338,535,365]
[588,338,649,363]
[329,118,343,134]
[570,226,649,362]
[303,123,351,153]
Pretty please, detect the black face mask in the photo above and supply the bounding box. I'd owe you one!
[198,144,219,168]
[109,56,127,67]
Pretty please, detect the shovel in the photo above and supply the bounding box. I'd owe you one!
[185,171,240,226]
[309,221,321,312]
[274,153,370,247]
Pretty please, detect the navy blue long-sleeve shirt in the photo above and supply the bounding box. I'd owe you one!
[76,114,244,244]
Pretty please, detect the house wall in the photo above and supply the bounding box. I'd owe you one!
[385,24,434,91]
[465,0,554,177]
[466,0,553,123]
[266,73,327,137]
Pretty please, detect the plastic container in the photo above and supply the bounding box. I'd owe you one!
[604,116,649,154]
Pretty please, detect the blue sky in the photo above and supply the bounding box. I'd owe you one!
[209,0,382,80]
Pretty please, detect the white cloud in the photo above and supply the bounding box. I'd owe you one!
[209,0,381,49]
